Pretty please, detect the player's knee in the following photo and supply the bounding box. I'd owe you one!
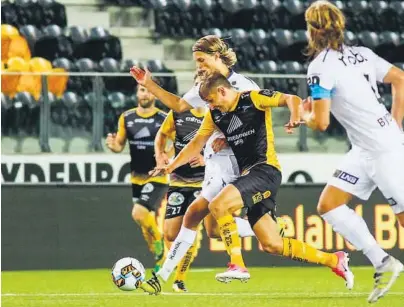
[261,240,283,255]
[131,206,147,224]
[204,221,220,239]
[164,229,177,242]
[208,201,226,219]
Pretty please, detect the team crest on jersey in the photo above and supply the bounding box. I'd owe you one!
[176,119,184,126]
[127,121,134,127]
[141,183,154,193]
[227,115,243,134]
[168,192,185,206]
[259,89,276,97]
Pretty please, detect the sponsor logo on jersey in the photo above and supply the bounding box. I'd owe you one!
[168,192,185,206]
[227,115,243,134]
[141,183,154,193]
[134,118,154,123]
[127,121,134,127]
[134,127,151,139]
[186,117,203,124]
[227,129,255,142]
[333,170,359,184]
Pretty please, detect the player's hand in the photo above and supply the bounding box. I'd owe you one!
[148,164,172,177]
[211,137,228,153]
[155,152,169,169]
[105,133,117,150]
[130,66,152,87]
[302,96,313,112]
[189,154,205,168]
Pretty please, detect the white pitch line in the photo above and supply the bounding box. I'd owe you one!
[2,292,403,297]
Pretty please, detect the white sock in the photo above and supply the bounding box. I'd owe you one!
[235,217,255,237]
[157,226,196,281]
[321,205,389,268]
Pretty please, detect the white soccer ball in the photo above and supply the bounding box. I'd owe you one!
[111,257,146,291]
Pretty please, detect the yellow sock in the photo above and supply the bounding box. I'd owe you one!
[174,243,197,281]
[141,225,155,253]
[144,212,162,242]
[282,238,338,268]
[217,215,246,268]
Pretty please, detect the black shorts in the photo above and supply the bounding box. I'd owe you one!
[232,163,282,227]
[165,186,202,219]
[132,182,168,211]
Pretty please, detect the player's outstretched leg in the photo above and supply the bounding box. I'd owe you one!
[255,213,355,290]
[368,256,404,303]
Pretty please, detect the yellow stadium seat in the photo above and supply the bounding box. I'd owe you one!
[1,57,29,98]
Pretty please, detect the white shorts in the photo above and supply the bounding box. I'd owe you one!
[328,145,404,214]
[201,155,239,202]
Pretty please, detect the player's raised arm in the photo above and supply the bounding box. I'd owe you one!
[106,114,127,153]
[130,66,192,113]
[155,111,176,168]
[381,65,404,131]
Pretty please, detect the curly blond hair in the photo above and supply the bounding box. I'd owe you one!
[192,35,237,68]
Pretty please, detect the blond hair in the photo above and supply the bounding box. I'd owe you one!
[199,71,231,101]
[305,0,346,57]
[192,35,237,68]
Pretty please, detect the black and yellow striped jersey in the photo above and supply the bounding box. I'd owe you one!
[160,109,205,187]
[198,90,282,174]
[117,107,169,185]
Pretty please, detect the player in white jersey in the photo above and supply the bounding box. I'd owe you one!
[130,36,284,293]
[303,1,404,304]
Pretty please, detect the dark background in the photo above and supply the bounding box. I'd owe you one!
[2,185,403,270]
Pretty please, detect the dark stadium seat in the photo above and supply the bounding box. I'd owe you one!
[271,29,294,62]
[346,0,370,32]
[35,24,73,61]
[226,29,249,70]
[82,27,122,62]
[389,1,404,32]
[282,61,304,95]
[189,0,215,36]
[231,0,255,30]
[201,28,223,38]
[119,59,141,94]
[257,60,285,92]
[104,91,127,133]
[14,91,38,135]
[19,25,42,53]
[53,57,76,71]
[71,58,98,93]
[1,1,19,28]
[1,93,14,136]
[247,29,274,71]
[99,58,120,92]
[344,31,358,46]
[369,1,389,31]
[376,31,400,63]
[66,26,89,59]
[38,0,67,28]
[281,0,306,30]
[251,0,280,29]
[15,0,43,28]
[288,30,308,62]
[357,31,380,50]
[397,34,404,62]
[144,59,178,95]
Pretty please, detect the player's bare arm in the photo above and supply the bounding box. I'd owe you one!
[301,97,331,132]
[154,129,171,168]
[278,93,304,133]
[130,66,192,113]
[383,65,404,130]
[106,114,128,152]
[168,134,210,174]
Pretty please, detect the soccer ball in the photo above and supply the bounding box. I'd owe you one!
[111,257,146,291]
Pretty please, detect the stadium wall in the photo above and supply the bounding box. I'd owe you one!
[2,184,403,271]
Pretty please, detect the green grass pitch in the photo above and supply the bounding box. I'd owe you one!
[2,267,403,307]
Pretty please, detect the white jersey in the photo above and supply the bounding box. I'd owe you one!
[307,46,403,152]
[182,70,260,158]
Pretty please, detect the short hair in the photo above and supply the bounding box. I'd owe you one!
[199,72,232,101]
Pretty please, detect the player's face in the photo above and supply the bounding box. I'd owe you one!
[193,51,220,75]
[204,87,229,112]
[136,85,155,108]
